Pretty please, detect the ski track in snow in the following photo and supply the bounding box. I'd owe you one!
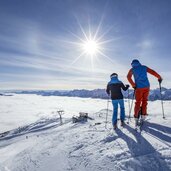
[0,94,171,171]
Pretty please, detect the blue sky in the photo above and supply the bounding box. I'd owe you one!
[0,0,171,90]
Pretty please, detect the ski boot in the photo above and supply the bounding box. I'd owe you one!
[113,124,117,130]
[121,121,125,127]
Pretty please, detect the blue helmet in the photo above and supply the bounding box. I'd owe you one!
[131,59,141,67]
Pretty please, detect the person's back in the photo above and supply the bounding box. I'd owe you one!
[107,76,128,100]
[127,59,162,89]
[131,64,149,88]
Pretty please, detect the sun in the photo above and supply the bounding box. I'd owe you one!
[65,17,116,69]
[82,40,99,56]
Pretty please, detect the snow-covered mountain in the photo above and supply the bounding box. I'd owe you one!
[0,94,171,171]
[14,87,171,101]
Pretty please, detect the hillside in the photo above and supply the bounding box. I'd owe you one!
[0,94,171,171]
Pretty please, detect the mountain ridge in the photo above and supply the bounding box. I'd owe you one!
[13,87,171,101]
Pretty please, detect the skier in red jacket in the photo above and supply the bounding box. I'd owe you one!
[127,59,162,126]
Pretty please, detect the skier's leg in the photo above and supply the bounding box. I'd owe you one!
[112,100,118,126]
[142,88,150,117]
[119,99,125,123]
[134,89,143,118]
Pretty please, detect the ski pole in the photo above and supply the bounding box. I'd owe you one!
[105,96,110,129]
[127,89,135,124]
[159,82,165,119]
[127,88,131,118]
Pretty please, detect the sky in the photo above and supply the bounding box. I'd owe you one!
[0,0,171,90]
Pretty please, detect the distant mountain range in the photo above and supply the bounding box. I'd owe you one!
[10,87,171,101]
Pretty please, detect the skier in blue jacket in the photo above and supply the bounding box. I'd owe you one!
[106,73,129,129]
[127,59,162,126]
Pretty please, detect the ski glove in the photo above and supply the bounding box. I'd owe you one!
[133,86,136,90]
[158,78,163,84]
[126,84,130,88]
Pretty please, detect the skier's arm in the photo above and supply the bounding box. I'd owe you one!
[106,84,110,95]
[147,67,162,80]
[127,69,136,88]
[121,83,129,91]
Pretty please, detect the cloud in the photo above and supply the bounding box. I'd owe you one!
[0,11,170,90]
[137,39,153,49]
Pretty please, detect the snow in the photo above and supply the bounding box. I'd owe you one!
[0,94,107,132]
[0,94,171,171]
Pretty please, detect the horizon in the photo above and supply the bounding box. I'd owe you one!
[1,86,170,92]
[0,0,171,90]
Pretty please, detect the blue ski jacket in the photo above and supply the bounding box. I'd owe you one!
[127,60,161,88]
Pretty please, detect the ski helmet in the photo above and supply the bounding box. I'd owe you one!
[110,73,118,78]
[131,59,141,67]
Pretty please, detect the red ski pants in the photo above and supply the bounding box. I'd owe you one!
[134,88,150,118]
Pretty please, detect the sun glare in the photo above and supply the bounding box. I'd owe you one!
[66,16,116,70]
[83,40,99,55]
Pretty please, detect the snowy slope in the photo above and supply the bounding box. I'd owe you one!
[0,94,171,171]
[0,94,107,132]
